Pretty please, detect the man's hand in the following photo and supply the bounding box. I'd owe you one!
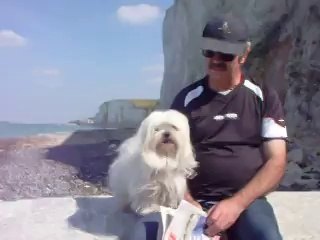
[204,197,245,237]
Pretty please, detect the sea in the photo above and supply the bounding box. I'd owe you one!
[0,121,99,139]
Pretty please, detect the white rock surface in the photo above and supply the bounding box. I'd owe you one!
[94,100,158,129]
[159,0,320,190]
[0,193,319,240]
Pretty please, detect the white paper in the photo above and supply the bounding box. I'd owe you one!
[161,200,214,240]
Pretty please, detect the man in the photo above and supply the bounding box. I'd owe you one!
[170,14,288,240]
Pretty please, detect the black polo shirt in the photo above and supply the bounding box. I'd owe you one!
[170,75,287,201]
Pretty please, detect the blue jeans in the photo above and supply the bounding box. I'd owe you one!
[201,197,283,240]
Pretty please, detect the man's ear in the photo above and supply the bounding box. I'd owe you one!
[239,41,251,64]
[239,56,246,64]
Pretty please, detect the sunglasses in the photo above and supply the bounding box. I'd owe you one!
[202,49,236,62]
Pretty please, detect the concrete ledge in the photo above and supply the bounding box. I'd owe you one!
[269,192,320,239]
[0,192,319,240]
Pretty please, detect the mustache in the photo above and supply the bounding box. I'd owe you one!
[209,62,227,69]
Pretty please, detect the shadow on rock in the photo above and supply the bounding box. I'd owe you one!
[44,129,134,188]
[67,196,142,240]
[46,142,116,186]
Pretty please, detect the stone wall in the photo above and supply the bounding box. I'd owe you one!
[160,0,320,190]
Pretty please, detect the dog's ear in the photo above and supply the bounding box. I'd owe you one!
[118,133,142,157]
[119,115,152,156]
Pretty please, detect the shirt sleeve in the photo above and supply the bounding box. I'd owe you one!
[261,86,288,141]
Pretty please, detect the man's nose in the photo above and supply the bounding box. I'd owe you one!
[210,53,222,62]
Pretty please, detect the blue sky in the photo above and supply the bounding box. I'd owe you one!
[0,0,172,123]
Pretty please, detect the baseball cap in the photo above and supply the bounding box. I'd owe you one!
[201,14,250,55]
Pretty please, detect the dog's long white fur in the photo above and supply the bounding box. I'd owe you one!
[107,109,198,215]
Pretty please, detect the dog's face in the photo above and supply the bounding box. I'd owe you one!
[138,110,197,173]
[150,122,179,159]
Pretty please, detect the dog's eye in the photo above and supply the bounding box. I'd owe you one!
[154,128,159,132]
[172,125,178,130]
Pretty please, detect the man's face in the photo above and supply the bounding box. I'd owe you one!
[203,49,247,80]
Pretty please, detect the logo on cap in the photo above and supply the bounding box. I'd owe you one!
[218,21,231,34]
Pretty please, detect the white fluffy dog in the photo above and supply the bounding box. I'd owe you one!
[107,109,198,215]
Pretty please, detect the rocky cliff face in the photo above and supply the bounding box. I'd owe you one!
[93,99,158,129]
[160,0,320,190]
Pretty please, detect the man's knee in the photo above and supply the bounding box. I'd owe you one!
[227,198,282,240]
[249,200,282,239]
[250,224,282,240]
[228,223,282,240]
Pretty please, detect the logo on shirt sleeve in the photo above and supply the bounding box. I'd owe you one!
[262,117,287,138]
[275,119,286,128]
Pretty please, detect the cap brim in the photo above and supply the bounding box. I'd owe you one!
[201,37,247,55]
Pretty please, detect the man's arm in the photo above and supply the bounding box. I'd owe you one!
[232,85,288,209]
[204,139,287,236]
[232,139,287,209]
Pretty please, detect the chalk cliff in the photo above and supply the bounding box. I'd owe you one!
[160,0,320,190]
[93,99,159,128]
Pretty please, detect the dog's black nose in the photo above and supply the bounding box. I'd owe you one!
[163,132,170,138]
